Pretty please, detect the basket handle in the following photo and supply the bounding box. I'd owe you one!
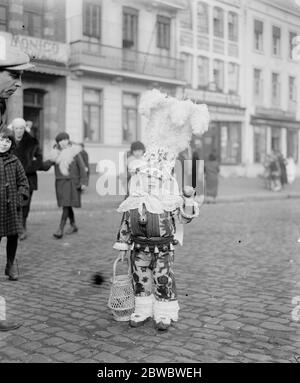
[112,252,131,283]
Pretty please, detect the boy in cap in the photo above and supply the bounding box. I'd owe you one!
[0,39,33,331]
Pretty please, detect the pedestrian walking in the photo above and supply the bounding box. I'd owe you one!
[204,153,220,203]
[0,128,29,281]
[0,42,34,332]
[269,152,282,191]
[276,151,288,189]
[286,156,297,184]
[112,89,209,331]
[47,133,88,239]
[11,117,43,240]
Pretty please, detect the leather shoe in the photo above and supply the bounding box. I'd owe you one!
[65,224,78,235]
[0,320,22,331]
[8,264,18,281]
[53,228,63,239]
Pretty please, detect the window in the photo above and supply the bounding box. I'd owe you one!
[228,12,238,42]
[213,7,224,38]
[271,127,281,151]
[197,2,208,34]
[83,88,102,142]
[254,19,263,51]
[287,129,298,162]
[253,126,266,163]
[123,93,138,144]
[272,26,281,56]
[0,4,7,31]
[213,59,224,91]
[220,123,241,164]
[157,15,171,50]
[289,76,297,102]
[271,73,280,106]
[123,7,138,49]
[228,63,239,94]
[181,52,193,85]
[289,32,297,59]
[83,1,101,39]
[254,68,263,103]
[197,56,209,89]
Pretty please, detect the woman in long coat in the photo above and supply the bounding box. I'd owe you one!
[204,153,220,203]
[48,132,88,239]
[0,129,29,281]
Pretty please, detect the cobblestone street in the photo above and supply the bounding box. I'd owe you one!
[0,200,300,363]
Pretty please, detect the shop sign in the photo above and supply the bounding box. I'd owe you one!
[0,32,68,64]
[184,88,241,107]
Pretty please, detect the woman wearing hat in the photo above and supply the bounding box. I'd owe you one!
[47,133,88,239]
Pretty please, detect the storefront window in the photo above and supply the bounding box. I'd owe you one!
[83,88,103,142]
[123,93,139,144]
[253,126,266,163]
[220,123,241,164]
[271,127,281,151]
[287,129,298,162]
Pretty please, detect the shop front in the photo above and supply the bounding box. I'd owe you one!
[1,31,68,154]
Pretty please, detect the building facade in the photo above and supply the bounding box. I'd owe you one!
[243,0,300,177]
[178,0,246,177]
[0,0,68,154]
[65,0,186,173]
[178,0,300,177]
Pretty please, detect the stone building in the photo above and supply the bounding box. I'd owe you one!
[0,0,68,153]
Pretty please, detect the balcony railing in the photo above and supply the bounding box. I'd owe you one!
[70,41,184,82]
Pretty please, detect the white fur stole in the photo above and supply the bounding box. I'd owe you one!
[48,144,81,176]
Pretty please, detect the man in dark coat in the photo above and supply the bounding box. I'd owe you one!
[0,41,34,331]
[11,117,43,240]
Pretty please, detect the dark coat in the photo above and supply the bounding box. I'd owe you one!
[204,160,219,198]
[13,131,43,191]
[52,145,88,208]
[0,153,29,237]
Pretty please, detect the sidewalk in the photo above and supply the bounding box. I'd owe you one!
[31,172,300,211]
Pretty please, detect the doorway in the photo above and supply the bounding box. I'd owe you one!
[23,89,45,145]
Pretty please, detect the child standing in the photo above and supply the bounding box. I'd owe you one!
[0,129,29,281]
[48,133,88,239]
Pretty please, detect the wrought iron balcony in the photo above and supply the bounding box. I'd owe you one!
[70,41,185,83]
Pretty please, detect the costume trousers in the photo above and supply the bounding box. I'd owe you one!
[130,249,177,301]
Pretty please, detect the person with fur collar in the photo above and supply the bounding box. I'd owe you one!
[47,132,88,239]
[12,118,43,240]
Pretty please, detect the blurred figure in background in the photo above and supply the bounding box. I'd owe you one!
[125,141,145,195]
[204,153,220,204]
[276,150,288,189]
[269,151,281,192]
[25,120,33,135]
[286,156,297,184]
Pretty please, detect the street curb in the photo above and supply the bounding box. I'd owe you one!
[30,192,300,211]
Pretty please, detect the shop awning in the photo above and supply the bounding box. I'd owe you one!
[25,62,68,76]
[251,115,300,130]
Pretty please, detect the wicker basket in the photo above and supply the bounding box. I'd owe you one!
[108,254,135,322]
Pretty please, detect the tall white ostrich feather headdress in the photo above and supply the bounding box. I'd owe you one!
[138,89,210,176]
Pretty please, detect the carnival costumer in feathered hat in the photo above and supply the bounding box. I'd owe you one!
[113,89,209,330]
